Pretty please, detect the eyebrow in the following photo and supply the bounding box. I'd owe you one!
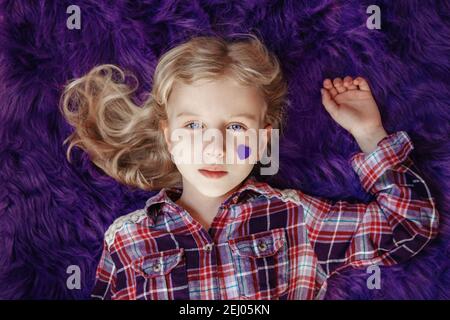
[175,111,258,122]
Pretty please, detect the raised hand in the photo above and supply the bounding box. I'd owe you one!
[321,76,388,153]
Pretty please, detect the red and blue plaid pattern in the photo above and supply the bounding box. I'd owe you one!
[91,131,439,300]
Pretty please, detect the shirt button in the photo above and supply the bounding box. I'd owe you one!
[152,263,161,272]
[204,243,214,252]
[258,241,267,252]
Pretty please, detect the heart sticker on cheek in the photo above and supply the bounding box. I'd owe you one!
[237,144,251,160]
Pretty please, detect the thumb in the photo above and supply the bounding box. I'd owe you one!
[321,88,339,116]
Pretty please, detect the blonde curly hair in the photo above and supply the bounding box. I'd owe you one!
[59,34,288,191]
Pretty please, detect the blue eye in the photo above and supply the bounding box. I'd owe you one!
[227,123,246,132]
[185,122,203,130]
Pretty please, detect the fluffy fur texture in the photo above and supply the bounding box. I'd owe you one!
[0,0,448,299]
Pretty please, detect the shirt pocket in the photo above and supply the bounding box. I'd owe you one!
[228,228,289,300]
[129,248,189,300]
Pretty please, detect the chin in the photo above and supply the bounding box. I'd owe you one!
[194,180,238,197]
[196,186,232,198]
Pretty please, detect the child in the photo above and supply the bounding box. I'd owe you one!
[60,35,439,300]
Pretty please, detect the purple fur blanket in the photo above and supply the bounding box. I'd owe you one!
[0,0,449,299]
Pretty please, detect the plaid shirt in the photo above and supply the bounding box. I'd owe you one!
[91,131,439,300]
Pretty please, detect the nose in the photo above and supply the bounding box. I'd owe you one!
[204,134,225,163]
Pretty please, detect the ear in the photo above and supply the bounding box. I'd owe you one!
[159,119,172,150]
[258,123,272,161]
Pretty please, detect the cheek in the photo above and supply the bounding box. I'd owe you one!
[170,131,203,164]
[169,143,192,167]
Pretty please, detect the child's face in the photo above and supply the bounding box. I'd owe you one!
[161,76,272,197]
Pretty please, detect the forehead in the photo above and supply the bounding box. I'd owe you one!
[166,77,267,120]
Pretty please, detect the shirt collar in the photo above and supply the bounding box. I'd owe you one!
[144,175,279,217]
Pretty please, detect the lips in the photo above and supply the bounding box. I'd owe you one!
[198,168,228,179]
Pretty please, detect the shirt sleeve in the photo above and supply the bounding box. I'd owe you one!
[301,131,439,278]
[91,239,117,300]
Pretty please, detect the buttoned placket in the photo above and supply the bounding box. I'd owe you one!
[203,243,214,252]
[200,203,233,300]
[170,201,233,300]
[164,190,241,299]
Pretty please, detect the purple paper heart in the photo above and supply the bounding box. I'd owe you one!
[237,144,251,160]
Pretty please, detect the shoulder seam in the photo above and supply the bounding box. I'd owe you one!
[104,208,149,250]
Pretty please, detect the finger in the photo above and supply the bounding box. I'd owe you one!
[333,77,346,93]
[321,88,339,116]
[353,76,371,92]
[329,87,338,98]
[343,76,357,90]
[323,78,333,89]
